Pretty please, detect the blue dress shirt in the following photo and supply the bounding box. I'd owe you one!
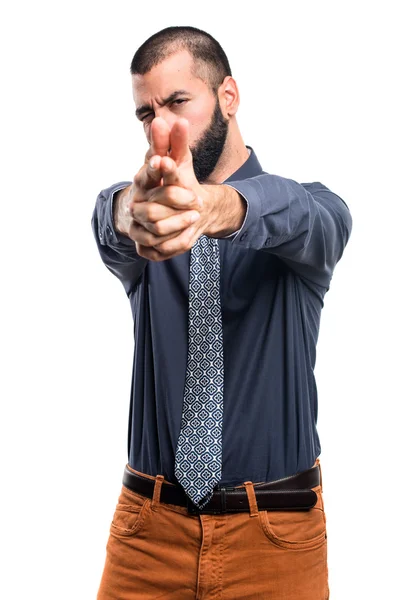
[91,147,352,487]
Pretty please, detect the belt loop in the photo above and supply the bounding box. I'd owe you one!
[244,481,259,517]
[220,487,227,512]
[151,475,164,511]
[318,460,323,493]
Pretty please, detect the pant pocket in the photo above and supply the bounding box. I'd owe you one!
[259,486,327,550]
[109,484,151,538]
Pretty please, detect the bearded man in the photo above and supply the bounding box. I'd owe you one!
[91,25,352,600]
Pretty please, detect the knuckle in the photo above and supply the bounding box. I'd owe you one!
[128,223,139,242]
[163,186,175,202]
[149,246,163,260]
[132,191,143,205]
[185,212,195,225]
[152,221,165,236]
[155,241,168,254]
[146,204,159,222]
[181,241,191,253]
[133,172,142,187]
[182,189,194,207]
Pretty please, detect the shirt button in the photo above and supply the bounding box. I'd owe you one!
[240,232,248,241]
[264,238,271,246]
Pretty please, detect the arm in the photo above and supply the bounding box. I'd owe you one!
[91,181,148,298]
[210,173,352,289]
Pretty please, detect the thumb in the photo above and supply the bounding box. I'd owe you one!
[159,156,180,186]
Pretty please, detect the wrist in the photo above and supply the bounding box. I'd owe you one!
[203,184,246,237]
[113,185,132,236]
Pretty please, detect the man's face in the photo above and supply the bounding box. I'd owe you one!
[132,50,229,182]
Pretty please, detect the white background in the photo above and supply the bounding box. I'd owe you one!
[1,1,399,598]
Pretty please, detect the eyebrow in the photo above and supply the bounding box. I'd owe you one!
[135,90,191,119]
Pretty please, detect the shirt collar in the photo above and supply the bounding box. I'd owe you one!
[223,146,265,183]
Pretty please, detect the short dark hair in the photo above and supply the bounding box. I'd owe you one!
[130,26,232,94]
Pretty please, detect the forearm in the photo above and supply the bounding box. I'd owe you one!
[215,174,352,288]
[204,184,248,238]
[112,184,134,237]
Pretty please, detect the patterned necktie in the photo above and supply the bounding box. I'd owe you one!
[174,234,224,509]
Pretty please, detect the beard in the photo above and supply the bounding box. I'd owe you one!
[190,97,229,183]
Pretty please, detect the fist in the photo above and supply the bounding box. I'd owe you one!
[130,155,204,248]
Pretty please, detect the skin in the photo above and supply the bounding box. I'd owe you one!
[113,48,249,261]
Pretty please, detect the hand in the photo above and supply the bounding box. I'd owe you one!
[113,117,171,239]
[128,118,216,261]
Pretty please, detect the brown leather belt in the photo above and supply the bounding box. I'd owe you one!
[122,464,320,515]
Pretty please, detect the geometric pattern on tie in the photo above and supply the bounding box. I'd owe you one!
[174,234,224,509]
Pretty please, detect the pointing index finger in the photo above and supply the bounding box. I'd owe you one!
[169,118,191,165]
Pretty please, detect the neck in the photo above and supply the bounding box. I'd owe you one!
[204,122,249,184]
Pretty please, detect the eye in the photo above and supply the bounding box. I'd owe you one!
[141,113,153,122]
[172,99,188,106]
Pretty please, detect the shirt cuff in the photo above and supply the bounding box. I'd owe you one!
[220,229,240,239]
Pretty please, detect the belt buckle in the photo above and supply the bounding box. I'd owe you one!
[186,486,235,515]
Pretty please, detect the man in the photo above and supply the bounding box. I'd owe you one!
[91,25,352,600]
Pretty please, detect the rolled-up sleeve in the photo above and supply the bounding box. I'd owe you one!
[91,181,148,297]
[224,174,352,288]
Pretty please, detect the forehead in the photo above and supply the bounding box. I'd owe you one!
[132,49,209,104]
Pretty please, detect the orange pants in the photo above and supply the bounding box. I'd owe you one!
[97,458,329,599]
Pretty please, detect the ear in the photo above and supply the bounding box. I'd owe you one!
[218,76,240,118]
